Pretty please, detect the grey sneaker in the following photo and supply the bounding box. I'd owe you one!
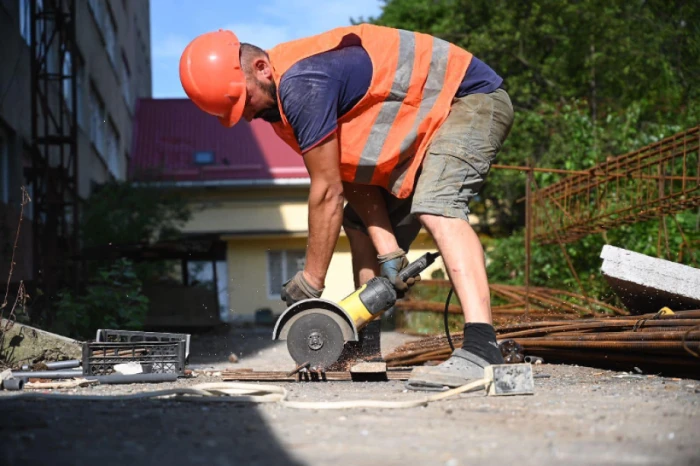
[405,348,492,391]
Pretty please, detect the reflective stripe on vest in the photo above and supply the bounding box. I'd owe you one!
[268,25,472,198]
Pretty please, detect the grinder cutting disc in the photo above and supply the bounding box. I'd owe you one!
[286,309,347,369]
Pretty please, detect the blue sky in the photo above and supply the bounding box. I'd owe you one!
[150,0,383,97]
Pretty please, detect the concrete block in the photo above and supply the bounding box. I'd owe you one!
[600,245,700,314]
[350,362,387,374]
[0,319,82,367]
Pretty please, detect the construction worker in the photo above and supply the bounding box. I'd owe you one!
[179,24,514,390]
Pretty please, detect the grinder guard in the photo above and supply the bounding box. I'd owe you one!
[272,298,358,342]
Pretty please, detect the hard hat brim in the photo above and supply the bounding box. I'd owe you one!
[218,83,247,127]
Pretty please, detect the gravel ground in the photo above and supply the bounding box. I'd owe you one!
[1,327,699,466]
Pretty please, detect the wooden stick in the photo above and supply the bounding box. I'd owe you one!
[25,378,99,389]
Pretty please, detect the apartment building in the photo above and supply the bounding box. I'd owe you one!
[0,0,151,284]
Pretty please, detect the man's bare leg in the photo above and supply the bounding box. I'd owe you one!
[417,214,492,324]
[345,226,379,288]
[405,213,503,389]
[342,225,382,362]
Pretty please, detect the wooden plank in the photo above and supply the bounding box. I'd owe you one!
[220,369,412,382]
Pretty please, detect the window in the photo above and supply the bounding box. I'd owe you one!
[62,51,85,124]
[104,9,117,68]
[0,132,9,204]
[88,0,118,69]
[20,0,48,48]
[121,52,132,112]
[62,50,72,113]
[38,2,59,76]
[215,261,229,322]
[26,181,33,220]
[193,151,214,165]
[19,0,30,45]
[88,0,105,29]
[76,56,85,129]
[106,119,120,178]
[89,85,106,156]
[185,260,230,321]
[267,250,305,298]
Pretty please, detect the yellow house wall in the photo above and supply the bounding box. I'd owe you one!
[179,187,309,234]
[224,232,443,321]
[174,186,448,322]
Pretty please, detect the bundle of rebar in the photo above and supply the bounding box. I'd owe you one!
[397,281,629,329]
[386,310,700,378]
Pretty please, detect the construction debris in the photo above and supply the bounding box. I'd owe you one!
[385,310,700,379]
[10,369,84,379]
[601,245,700,314]
[20,359,81,371]
[2,377,24,391]
[24,378,98,390]
[0,319,82,367]
[221,368,413,382]
[0,368,23,390]
[350,361,387,374]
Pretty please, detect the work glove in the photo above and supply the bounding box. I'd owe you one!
[280,271,323,307]
[377,248,421,293]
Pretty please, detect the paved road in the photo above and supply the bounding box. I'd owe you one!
[1,328,698,465]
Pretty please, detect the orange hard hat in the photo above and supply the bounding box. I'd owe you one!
[179,30,247,127]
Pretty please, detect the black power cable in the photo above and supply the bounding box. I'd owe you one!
[444,286,455,351]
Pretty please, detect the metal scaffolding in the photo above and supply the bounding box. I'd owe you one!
[531,125,700,244]
[28,0,79,322]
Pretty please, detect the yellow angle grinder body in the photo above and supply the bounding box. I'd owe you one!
[272,252,440,369]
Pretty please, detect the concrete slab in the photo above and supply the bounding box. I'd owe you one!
[0,319,82,367]
[600,245,700,314]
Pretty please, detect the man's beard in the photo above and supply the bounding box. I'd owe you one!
[254,79,281,123]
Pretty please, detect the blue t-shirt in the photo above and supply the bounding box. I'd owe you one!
[279,46,503,153]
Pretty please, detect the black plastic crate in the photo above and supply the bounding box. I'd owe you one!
[82,340,186,376]
[95,329,191,359]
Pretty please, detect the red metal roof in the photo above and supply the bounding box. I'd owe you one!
[129,98,308,183]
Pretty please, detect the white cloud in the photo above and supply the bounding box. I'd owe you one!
[222,0,382,50]
[221,23,295,51]
[153,34,191,58]
[259,0,382,30]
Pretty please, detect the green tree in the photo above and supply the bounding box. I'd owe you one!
[54,259,149,339]
[53,182,192,337]
[81,181,191,248]
[360,0,700,304]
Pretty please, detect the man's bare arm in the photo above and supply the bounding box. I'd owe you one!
[343,183,400,256]
[302,134,345,290]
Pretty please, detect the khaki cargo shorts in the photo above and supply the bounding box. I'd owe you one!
[343,88,514,250]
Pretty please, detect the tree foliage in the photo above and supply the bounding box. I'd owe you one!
[360,0,700,300]
[81,181,191,248]
[54,259,149,339]
[53,182,192,337]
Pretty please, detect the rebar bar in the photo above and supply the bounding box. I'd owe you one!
[532,125,700,244]
[385,311,700,377]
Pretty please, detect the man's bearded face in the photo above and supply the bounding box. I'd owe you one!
[254,78,281,123]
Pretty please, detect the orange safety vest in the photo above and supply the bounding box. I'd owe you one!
[268,24,472,199]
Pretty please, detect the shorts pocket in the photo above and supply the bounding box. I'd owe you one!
[487,90,515,153]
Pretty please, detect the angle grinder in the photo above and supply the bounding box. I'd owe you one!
[272,252,441,369]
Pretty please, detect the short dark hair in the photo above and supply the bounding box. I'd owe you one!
[240,43,268,75]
